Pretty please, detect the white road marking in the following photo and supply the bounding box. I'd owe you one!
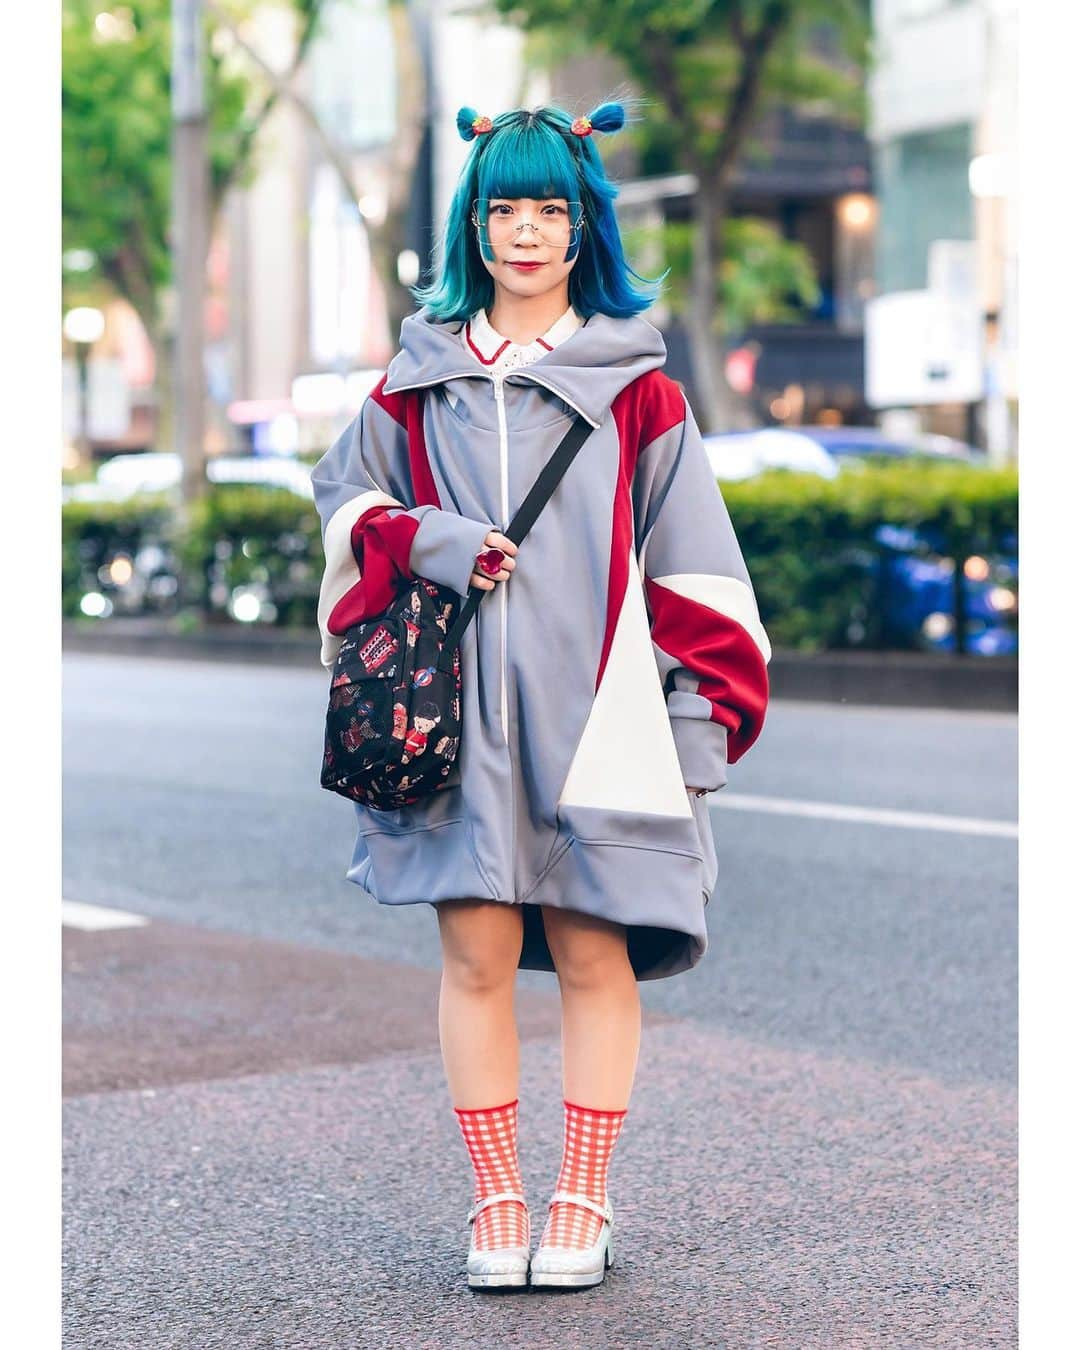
[710,792,1018,840]
[61,900,150,931]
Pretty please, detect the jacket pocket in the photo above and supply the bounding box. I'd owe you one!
[554,801,704,860]
[356,782,465,837]
[349,784,497,904]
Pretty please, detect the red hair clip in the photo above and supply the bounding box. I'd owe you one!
[456,107,494,142]
[570,116,593,137]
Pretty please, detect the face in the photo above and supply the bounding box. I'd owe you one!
[474,197,581,299]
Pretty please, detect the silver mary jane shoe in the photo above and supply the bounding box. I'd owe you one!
[528,1191,615,1290]
[465,1191,531,1290]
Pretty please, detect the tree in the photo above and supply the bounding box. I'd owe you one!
[202,0,428,344]
[623,215,821,332]
[62,0,427,453]
[62,0,321,449]
[489,0,869,430]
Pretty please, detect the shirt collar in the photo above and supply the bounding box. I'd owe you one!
[464,304,583,366]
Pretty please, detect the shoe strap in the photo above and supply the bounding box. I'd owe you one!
[547,1190,612,1224]
[467,1191,528,1225]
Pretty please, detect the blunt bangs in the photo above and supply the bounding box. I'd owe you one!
[475,119,580,205]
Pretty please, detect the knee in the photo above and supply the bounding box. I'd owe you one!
[442,945,517,996]
[438,902,521,995]
[543,913,630,991]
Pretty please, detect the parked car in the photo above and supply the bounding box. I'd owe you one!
[62,451,315,503]
[703,426,981,480]
[702,427,1016,657]
[868,522,1017,657]
[704,429,840,481]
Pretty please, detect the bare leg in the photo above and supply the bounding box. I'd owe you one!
[435,898,524,1108]
[539,906,641,1108]
[534,906,639,1253]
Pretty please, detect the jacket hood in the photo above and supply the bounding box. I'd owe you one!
[382,306,669,428]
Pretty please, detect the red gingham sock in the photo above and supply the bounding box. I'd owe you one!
[453,1098,529,1251]
[538,1100,628,1251]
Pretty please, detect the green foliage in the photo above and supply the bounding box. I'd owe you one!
[178,486,324,627]
[761,21,868,122]
[721,461,1018,650]
[61,492,177,617]
[488,0,868,168]
[61,0,317,326]
[61,463,1019,653]
[487,0,869,368]
[624,216,821,329]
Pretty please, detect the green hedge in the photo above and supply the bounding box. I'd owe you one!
[177,486,323,628]
[60,461,1018,650]
[721,461,1018,650]
[61,493,178,618]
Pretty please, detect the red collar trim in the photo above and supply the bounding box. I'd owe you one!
[465,321,511,367]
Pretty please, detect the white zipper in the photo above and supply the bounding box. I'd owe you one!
[493,376,510,742]
[387,364,585,891]
[385,367,587,748]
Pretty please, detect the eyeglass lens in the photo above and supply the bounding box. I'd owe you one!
[473,200,583,246]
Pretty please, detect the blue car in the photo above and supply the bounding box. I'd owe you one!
[798,425,983,466]
[868,522,1018,657]
[703,427,1017,657]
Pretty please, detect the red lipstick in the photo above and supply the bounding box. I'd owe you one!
[506,261,546,271]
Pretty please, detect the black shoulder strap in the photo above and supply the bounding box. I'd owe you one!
[436,413,593,669]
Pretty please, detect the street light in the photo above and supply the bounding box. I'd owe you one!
[837,193,875,230]
[63,306,106,469]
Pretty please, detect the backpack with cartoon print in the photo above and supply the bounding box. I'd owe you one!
[320,411,592,811]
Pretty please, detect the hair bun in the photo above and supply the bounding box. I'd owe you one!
[585,102,625,134]
[456,106,481,141]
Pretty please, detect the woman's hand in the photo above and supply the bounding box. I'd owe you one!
[469,530,518,590]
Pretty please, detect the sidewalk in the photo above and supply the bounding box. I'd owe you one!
[62,619,1018,711]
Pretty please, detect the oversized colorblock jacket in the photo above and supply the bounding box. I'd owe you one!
[312,306,770,981]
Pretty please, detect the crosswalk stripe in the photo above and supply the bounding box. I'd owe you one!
[710,792,1018,840]
[62,900,150,931]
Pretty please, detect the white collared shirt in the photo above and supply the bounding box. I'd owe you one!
[462,304,583,383]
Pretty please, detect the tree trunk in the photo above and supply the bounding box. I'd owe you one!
[148,322,175,457]
[367,204,413,348]
[686,181,743,433]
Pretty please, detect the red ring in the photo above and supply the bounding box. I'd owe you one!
[475,546,507,577]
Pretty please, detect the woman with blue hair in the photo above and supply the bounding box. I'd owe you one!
[312,99,771,1292]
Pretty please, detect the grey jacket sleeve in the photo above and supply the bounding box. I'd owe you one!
[311,393,492,670]
[634,391,771,786]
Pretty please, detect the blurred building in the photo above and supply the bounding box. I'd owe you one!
[221,3,881,447]
[549,46,876,429]
[866,0,1018,461]
[214,0,534,457]
[705,103,875,429]
[220,0,399,457]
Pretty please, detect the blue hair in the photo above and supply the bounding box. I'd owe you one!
[411,101,667,322]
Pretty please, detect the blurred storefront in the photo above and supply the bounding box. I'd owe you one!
[554,54,877,428]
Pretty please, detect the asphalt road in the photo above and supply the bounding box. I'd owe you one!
[62,653,1017,1347]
